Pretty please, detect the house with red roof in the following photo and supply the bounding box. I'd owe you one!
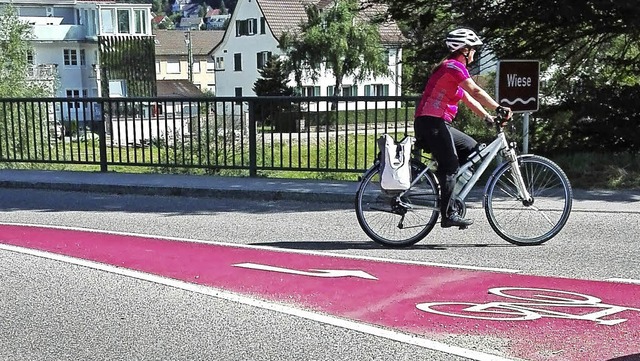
[209,0,405,100]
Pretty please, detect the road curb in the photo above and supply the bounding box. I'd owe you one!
[0,180,355,204]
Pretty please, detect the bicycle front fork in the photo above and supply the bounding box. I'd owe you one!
[504,147,533,202]
[504,147,533,204]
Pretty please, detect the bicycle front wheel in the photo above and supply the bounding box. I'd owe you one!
[355,162,439,247]
[484,155,573,245]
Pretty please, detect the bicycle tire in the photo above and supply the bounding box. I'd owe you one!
[355,161,439,247]
[484,155,573,246]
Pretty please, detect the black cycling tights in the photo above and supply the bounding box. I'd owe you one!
[414,116,478,217]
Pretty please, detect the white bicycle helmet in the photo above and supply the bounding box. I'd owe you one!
[445,28,483,53]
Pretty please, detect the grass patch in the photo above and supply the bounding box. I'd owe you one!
[553,152,640,190]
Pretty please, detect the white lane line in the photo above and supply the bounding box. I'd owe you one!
[0,243,517,361]
[607,278,640,285]
[0,222,521,274]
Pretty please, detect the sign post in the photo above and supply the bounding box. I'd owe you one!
[496,60,540,153]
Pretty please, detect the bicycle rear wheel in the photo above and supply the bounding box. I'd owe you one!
[355,162,439,247]
[484,155,573,245]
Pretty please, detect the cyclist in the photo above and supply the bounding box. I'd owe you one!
[414,27,512,228]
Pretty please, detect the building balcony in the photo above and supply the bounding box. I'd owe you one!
[27,64,59,80]
[31,24,91,42]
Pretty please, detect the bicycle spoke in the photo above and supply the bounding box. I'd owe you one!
[355,163,439,247]
[485,156,573,245]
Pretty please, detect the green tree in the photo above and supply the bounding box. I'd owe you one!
[279,0,389,96]
[253,56,294,127]
[0,5,55,166]
[0,5,49,97]
[378,0,640,153]
[253,56,294,97]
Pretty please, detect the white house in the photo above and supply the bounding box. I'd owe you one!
[3,0,155,122]
[210,0,405,102]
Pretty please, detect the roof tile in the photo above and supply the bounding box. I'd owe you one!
[257,0,405,45]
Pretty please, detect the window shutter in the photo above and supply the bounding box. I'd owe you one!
[234,53,242,71]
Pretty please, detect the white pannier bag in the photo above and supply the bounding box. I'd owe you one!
[377,134,414,190]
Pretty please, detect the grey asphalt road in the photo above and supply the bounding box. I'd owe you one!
[1,181,639,361]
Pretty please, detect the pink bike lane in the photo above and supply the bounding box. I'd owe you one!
[1,223,638,361]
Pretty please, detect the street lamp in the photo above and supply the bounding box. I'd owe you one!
[184,29,193,83]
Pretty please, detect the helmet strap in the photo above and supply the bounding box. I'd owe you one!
[462,50,470,67]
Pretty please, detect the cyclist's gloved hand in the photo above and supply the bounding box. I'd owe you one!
[495,106,513,121]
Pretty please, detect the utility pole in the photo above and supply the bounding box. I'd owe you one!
[184,29,193,83]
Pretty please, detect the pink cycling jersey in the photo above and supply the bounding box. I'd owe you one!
[415,59,470,122]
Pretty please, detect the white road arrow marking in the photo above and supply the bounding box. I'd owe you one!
[233,263,378,280]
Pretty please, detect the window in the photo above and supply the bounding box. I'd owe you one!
[117,9,131,33]
[166,61,181,74]
[383,49,392,65]
[63,49,78,66]
[260,17,266,34]
[364,84,389,96]
[328,85,356,96]
[88,10,97,35]
[80,49,86,66]
[134,9,147,34]
[236,18,258,36]
[342,85,357,96]
[76,9,83,25]
[100,9,114,33]
[214,57,224,70]
[256,51,271,69]
[234,53,242,71]
[66,89,81,109]
[155,61,160,74]
[235,87,242,105]
[301,86,320,96]
[192,61,201,73]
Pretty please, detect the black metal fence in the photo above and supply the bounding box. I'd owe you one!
[0,95,419,177]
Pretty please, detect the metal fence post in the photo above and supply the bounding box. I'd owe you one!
[248,98,257,177]
[98,100,108,172]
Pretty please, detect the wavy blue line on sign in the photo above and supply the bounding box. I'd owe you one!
[500,97,536,105]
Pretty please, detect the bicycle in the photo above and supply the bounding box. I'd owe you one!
[354,112,573,247]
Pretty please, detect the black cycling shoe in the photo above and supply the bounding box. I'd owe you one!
[441,214,474,229]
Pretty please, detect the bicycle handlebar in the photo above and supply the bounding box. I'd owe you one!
[495,106,510,121]
[486,106,512,132]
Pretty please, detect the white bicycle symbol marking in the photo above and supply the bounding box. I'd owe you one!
[416,287,640,326]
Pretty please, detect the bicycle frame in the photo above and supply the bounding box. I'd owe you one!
[402,129,533,205]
